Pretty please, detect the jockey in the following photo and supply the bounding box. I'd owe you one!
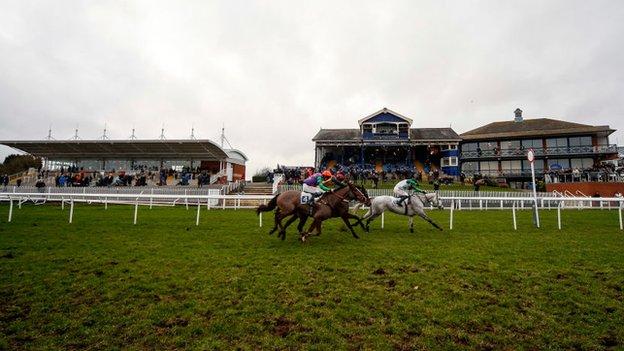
[302,170,333,214]
[323,171,347,191]
[303,170,333,195]
[394,177,425,206]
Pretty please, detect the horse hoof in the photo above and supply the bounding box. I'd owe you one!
[410,229,414,234]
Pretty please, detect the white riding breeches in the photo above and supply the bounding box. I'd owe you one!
[303,184,322,194]
[393,187,408,197]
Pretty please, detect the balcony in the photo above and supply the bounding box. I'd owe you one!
[460,144,618,159]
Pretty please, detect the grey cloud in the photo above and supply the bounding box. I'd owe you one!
[1,0,623,172]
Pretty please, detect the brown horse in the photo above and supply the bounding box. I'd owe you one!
[256,181,370,241]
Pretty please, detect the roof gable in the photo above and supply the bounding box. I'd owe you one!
[358,108,412,126]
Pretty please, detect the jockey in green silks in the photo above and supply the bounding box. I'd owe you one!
[393,178,426,206]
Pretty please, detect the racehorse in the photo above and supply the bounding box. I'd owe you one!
[354,192,444,233]
[256,181,370,241]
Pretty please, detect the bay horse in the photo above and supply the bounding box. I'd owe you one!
[256,181,370,241]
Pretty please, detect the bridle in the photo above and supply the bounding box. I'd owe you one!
[350,183,370,205]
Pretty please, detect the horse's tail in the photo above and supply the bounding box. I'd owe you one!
[256,194,278,215]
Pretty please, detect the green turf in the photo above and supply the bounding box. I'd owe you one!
[0,204,622,350]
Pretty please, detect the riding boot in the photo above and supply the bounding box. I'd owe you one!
[396,195,408,206]
[308,198,315,216]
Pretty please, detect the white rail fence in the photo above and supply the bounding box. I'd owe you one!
[1,191,622,231]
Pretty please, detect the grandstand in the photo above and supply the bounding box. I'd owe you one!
[312,107,461,177]
[0,139,247,187]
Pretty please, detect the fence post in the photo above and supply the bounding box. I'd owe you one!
[104,195,108,210]
[449,199,454,230]
[150,188,154,209]
[381,212,385,229]
[69,198,74,224]
[185,190,188,210]
[133,201,138,225]
[619,201,623,230]
[557,202,562,230]
[196,200,201,226]
[61,196,65,210]
[259,212,263,227]
[512,202,517,230]
[8,197,13,222]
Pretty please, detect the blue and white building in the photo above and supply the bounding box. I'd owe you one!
[312,108,461,176]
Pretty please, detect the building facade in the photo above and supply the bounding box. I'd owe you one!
[460,109,618,187]
[312,108,461,176]
[0,139,248,182]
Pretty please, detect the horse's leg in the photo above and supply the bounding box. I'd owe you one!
[314,216,323,236]
[364,204,385,232]
[415,209,443,231]
[301,218,320,242]
[345,213,366,231]
[409,216,414,233]
[280,213,299,240]
[269,208,281,235]
[296,213,309,233]
[341,214,360,239]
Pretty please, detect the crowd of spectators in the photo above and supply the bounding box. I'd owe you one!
[30,166,222,188]
[543,164,623,183]
[272,163,454,189]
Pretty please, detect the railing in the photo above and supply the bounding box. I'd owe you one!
[222,180,246,194]
[1,191,622,231]
[272,174,284,194]
[461,144,618,159]
[209,169,227,184]
[278,184,551,198]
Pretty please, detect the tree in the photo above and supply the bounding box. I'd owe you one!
[0,154,42,175]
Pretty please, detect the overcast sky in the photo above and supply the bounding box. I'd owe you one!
[1,1,623,175]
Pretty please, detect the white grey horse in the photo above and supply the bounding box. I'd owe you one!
[354,192,444,233]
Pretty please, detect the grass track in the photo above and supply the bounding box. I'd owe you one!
[0,204,623,350]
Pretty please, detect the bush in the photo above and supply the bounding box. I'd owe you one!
[252,175,267,183]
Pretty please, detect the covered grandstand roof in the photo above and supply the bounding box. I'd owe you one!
[312,128,461,142]
[0,139,232,160]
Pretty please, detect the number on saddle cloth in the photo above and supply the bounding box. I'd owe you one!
[300,192,313,205]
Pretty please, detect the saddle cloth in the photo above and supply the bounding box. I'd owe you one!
[300,192,313,205]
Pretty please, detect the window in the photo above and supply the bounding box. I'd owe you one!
[522,159,544,171]
[461,161,478,174]
[546,137,568,148]
[441,144,458,150]
[501,160,521,172]
[479,161,499,174]
[479,141,497,151]
[461,143,478,152]
[548,159,570,170]
[570,158,594,169]
[568,136,592,147]
[441,156,458,167]
[501,140,521,150]
[374,123,397,134]
[522,139,542,149]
